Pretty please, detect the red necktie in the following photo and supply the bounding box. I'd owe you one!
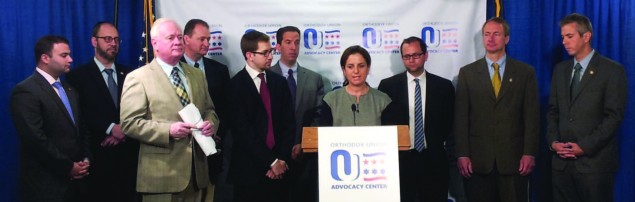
[258,73,275,149]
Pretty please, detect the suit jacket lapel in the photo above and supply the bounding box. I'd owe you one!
[116,65,127,98]
[397,72,409,107]
[571,52,598,102]
[475,59,496,101]
[34,72,77,128]
[87,61,118,108]
[496,59,517,101]
[149,60,182,106]
[295,65,308,109]
[181,61,200,103]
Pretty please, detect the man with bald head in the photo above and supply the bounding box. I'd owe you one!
[120,18,219,202]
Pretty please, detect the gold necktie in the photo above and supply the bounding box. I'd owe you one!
[492,63,501,97]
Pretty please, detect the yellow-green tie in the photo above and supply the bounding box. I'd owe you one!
[492,63,501,97]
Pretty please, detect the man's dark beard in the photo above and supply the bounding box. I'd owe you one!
[97,46,118,62]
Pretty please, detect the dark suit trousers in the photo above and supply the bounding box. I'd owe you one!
[464,167,528,202]
[552,162,614,202]
[234,178,289,202]
[399,149,448,202]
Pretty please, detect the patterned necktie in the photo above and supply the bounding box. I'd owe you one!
[171,67,190,106]
[103,69,118,107]
[52,81,75,124]
[287,69,297,106]
[414,78,426,151]
[492,63,501,97]
[570,63,582,100]
[258,73,275,149]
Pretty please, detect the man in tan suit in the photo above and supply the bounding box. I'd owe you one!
[454,17,539,202]
[120,18,219,202]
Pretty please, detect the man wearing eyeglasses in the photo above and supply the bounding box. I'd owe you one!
[454,17,539,202]
[378,36,455,202]
[66,22,138,202]
[227,30,295,202]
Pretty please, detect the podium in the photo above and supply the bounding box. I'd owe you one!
[301,125,410,152]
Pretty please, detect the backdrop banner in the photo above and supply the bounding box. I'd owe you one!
[156,0,486,87]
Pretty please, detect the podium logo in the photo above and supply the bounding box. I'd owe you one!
[362,28,400,53]
[207,31,223,56]
[331,150,388,182]
[421,26,459,53]
[303,28,341,50]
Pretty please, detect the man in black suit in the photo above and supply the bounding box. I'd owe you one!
[181,18,231,201]
[228,30,295,202]
[547,13,627,202]
[65,22,138,202]
[10,35,91,202]
[379,36,455,202]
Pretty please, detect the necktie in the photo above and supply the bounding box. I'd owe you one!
[414,78,426,151]
[52,81,75,124]
[287,69,297,106]
[171,67,190,106]
[194,62,200,68]
[570,63,582,100]
[103,69,118,107]
[492,63,501,97]
[258,73,275,149]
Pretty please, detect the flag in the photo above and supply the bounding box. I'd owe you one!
[138,0,155,67]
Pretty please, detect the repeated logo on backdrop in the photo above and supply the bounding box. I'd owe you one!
[421,21,460,53]
[207,30,223,56]
[302,23,342,55]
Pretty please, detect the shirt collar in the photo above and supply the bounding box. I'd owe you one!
[245,63,264,80]
[94,57,116,72]
[485,54,507,68]
[279,61,298,76]
[35,67,59,85]
[183,54,203,68]
[406,70,426,82]
[574,49,595,69]
[157,57,183,75]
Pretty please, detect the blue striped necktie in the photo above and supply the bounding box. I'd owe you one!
[414,78,426,152]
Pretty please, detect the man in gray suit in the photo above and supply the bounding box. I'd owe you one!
[270,26,329,202]
[454,17,539,202]
[547,13,627,202]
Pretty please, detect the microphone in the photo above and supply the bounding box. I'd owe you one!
[351,104,359,126]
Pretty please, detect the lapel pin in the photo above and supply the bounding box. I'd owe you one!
[589,70,594,75]
[509,78,513,82]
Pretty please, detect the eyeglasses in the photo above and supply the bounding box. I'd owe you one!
[401,52,425,60]
[251,49,276,57]
[95,36,122,44]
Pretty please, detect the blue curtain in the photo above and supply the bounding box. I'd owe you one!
[0,0,144,200]
[498,1,635,202]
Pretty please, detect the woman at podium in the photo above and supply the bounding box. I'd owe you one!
[318,45,392,126]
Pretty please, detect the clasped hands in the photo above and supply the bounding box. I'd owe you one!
[266,160,289,180]
[70,158,90,180]
[551,141,584,159]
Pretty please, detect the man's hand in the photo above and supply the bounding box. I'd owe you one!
[100,136,122,147]
[457,157,473,178]
[111,124,126,140]
[518,155,535,176]
[70,159,90,179]
[552,141,583,159]
[198,121,215,137]
[266,169,282,180]
[291,144,303,161]
[271,160,289,176]
[169,122,194,139]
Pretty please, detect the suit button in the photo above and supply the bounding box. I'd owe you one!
[569,118,574,122]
